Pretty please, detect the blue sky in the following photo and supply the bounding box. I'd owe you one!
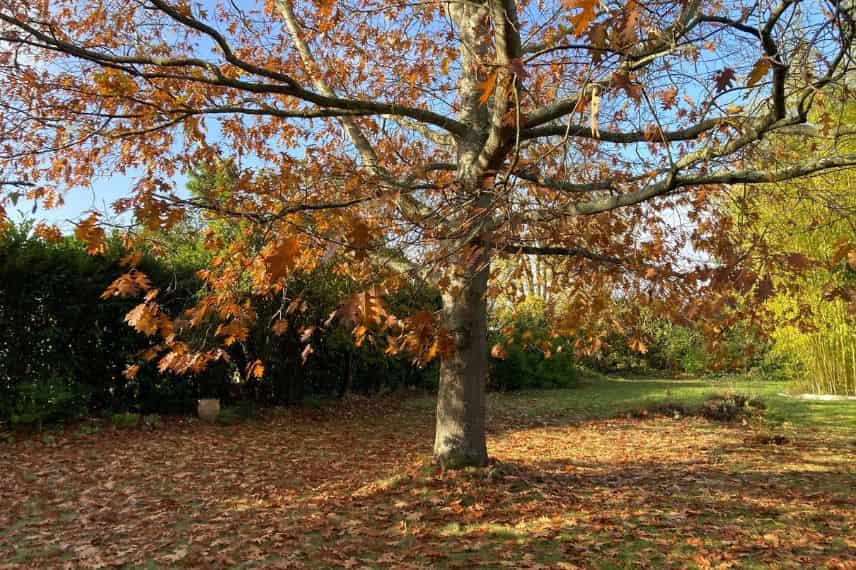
[15,172,139,229]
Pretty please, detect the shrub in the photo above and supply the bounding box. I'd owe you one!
[661,326,709,374]
[111,412,140,428]
[0,220,206,419]
[5,375,87,428]
[489,296,578,390]
[629,393,764,422]
[490,343,577,391]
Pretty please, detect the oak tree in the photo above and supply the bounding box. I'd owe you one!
[1,0,854,466]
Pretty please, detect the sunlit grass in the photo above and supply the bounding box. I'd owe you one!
[481,375,856,433]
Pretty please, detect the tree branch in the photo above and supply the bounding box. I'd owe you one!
[0,11,471,138]
[524,0,702,129]
[0,180,35,188]
[521,118,725,143]
[511,169,623,193]
[493,242,624,265]
[530,153,856,219]
[275,0,435,222]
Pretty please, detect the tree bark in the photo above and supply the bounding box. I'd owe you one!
[433,246,490,468]
[432,0,495,469]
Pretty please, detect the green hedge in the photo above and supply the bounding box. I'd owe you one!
[0,222,438,425]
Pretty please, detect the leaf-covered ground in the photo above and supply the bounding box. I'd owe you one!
[1,378,854,569]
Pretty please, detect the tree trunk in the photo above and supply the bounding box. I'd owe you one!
[433,0,494,469]
[433,247,490,468]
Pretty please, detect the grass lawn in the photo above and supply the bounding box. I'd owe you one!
[1,376,854,569]
[482,375,856,434]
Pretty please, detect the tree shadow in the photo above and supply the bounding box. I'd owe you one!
[346,454,855,566]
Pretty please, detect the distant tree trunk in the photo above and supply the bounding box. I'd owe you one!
[433,246,490,468]
[287,357,304,404]
[339,348,354,398]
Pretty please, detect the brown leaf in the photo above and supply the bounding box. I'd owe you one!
[713,68,736,93]
[272,319,289,336]
[263,237,300,281]
[620,2,639,45]
[74,213,107,255]
[754,275,774,302]
[785,253,811,270]
[125,303,159,336]
[746,57,771,87]
[346,219,371,257]
[508,57,528,78]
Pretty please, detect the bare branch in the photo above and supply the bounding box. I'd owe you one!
[275,0,436,221]
[532,153,856,219]
[385,116,457,147]
[155,193,373,223]
[521,118,725,143]
[524,0,702,129]
[0,179,35,188]
[493,242,624,265]
[511,169,623,193]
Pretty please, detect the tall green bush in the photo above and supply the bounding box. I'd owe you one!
[0,219,440,424]
[0,220,214,421]
[489,296,577,390]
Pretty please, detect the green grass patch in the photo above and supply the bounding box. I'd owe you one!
[487,375,856,433]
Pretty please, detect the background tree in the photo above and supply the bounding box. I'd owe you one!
[728,99,855,394]
[1,0,854,466]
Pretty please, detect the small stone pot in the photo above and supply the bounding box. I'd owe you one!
[197,398,221,422]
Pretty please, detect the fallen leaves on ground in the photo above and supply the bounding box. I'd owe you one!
[1,395,854,569]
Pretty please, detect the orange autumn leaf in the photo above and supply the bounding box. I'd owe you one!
[272,319,289,336]
[346,219,371,257]
[248,359,265,378]
[263,237,300,281]
[74,214,107,255]
[477,69,499,106]
[34,222,62,242]
[746,57,771,87]
[565,0,598,38]
[125,303,159,336]
[101,271,152,299]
